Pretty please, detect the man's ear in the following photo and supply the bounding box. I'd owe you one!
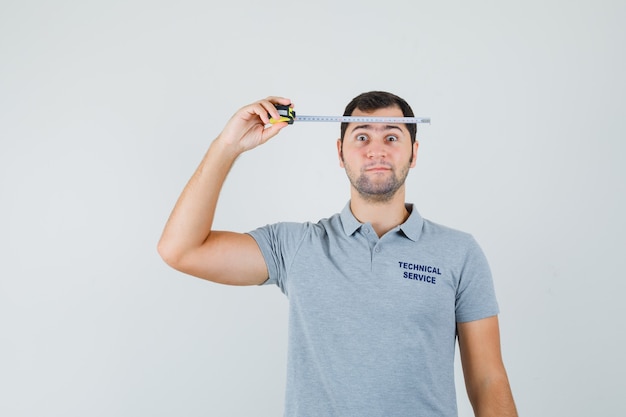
[410,140,419,167]
[337,138,345,167]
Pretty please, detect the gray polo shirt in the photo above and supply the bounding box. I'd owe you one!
[248,202,499,417]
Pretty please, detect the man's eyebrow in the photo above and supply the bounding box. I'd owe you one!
[350,124,403,132]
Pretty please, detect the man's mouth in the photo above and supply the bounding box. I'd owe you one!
[365,165,392,172]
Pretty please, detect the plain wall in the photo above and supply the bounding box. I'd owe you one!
[1,0,625,415]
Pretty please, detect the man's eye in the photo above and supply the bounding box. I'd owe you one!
[387,135,398,141]
[356,134,368,141]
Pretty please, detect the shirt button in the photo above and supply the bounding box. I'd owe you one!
[375,246,381,253]
[364,228,370,234]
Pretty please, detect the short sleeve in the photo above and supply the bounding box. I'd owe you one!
[247,222,311,295]
[455,236,500,323]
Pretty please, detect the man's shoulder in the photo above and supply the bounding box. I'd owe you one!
[419,216,478,248]
[250,211,343,236]
[422,217,471,235]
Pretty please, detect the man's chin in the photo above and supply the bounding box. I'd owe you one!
[355,183,400,203]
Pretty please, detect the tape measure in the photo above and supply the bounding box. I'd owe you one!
[270,105,430,125]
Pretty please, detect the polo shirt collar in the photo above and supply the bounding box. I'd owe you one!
[340,201,424,242]
[340,202,363,236]
[399,203,424,242]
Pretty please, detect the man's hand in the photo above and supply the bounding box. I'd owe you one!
[217,96,293,154]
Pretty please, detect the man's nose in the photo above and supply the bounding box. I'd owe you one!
[366,140,387,158]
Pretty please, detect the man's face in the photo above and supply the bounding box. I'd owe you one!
[337,105,418,203]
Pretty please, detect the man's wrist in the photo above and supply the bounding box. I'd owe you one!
[210,135,245,161]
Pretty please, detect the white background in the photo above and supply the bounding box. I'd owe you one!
[1,0,625,416]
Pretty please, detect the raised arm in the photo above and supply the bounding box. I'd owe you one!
[157,97,292,285]
[457,316,518,417]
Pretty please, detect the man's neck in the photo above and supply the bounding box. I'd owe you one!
[349,190,410,237]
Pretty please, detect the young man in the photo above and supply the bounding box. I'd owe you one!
[158,92,518,417]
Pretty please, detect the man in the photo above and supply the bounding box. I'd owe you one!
[158,92,517,416]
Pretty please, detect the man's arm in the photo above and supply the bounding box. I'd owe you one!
[157,97,292,285]
[457,316,518,417]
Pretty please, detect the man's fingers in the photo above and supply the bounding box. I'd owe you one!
[258,97,293,123]
[262,120,289,141]
[223,96,293,151]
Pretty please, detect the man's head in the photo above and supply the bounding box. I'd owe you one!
[340,91,417,144]
[337,91,419,203]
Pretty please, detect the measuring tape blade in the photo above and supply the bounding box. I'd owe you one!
[270,105,430,125]
[295,115,430,124]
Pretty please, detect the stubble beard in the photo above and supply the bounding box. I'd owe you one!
[346,161,411,203]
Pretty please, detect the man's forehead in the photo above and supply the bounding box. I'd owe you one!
[348,106,407,132]
[350,124,404,133]
[350,105,403,117]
